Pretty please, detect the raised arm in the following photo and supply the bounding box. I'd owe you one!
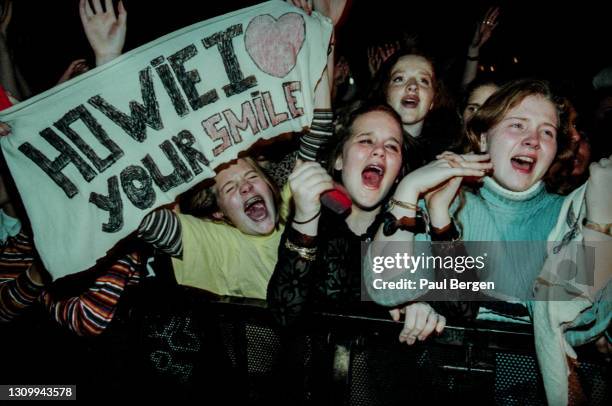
[41,252,142,336]
[79,0,127,66]
[136,208,183,257]
[57,59,90,84]
[267,162,333,326]
[461,6,499,88]
[0,232,44,322]
[365,153,490,343]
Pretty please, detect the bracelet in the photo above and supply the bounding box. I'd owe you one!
[467,55,479,61]
[285,239,317,261]
[582,218,612,236]
[387,197,420,212]
[292,210,321,225]
[382,211,427,236]
[430,221,461,242]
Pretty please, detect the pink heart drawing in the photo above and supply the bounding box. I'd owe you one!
[245,13,305,78]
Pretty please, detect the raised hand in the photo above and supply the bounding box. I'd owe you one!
[288,161,334,235]
[312,0,349,27]
[57,59,90,84]
[0,0,12,35]
[367,42,399,77]
[288,0,349,27]
[79,0,127,66]
[471,6,499,50]
[586,154,612,225]
[289,0,313,14]
[394,153,491,207]
[424,152,491,227]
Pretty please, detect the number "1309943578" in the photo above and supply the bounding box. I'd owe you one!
[1,385,75,400]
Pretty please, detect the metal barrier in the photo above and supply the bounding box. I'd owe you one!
[1,284,609,404]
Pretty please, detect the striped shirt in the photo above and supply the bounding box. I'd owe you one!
[41,252,142,336]
[1,231,143,336]
[138,208,183,257]
[298,109,334,162]
[0,232,41,322]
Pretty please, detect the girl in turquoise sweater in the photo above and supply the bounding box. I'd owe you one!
[368,79,611,343]
[367,79,611,404]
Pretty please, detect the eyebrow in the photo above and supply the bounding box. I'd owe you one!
[504,116,558,129]
[220,169,258,191]
[355,132,401,144]
[390,69,432,77]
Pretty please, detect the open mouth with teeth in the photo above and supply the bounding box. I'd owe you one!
[510,155,536,174]
[362,164,385,189]
[401,95,420,109]
[243,195,268,222]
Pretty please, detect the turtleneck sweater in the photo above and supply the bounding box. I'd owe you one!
[368,178,566,307]
[456,178,564,300]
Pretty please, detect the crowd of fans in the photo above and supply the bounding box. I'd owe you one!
[1,0,610,404]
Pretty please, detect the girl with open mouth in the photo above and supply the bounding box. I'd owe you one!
[368,79,611,404]
[268,102,451,342]
[368,49,460,169]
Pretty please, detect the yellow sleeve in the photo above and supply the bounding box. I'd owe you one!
[172,213,227,295]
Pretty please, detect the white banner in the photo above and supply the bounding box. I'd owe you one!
[0,0,332,279]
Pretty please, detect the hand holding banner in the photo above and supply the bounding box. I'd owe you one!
[0,1,332,279]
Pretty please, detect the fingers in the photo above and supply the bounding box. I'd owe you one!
[300,173,334,194]
[436,151,491,162]
[448,166,487,178]
[436,152,492,167]
[484,6,499,22]
[291,0,312,14]
[490,6,500,23]
[435,314,446,334]
[438,155,493,171]
[80,0,92,20]
[91,0,102,14]
[417,310,439,341]
[397,303,446,345]
[289,162,332,216]
[69,58,87,69]
[289,161,323,181]
[0,122,12,136]
[389,308,400,322]
[117,0,127,22]
[104,0,112,15]
[598,157,611,167]
[399,303,428,345]
[289,162,333,195]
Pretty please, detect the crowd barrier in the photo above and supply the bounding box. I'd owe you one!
[1,282,609,404]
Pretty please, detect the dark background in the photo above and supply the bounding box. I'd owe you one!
[6,0,612,95]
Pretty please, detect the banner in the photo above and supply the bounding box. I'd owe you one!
[0,1,332,279]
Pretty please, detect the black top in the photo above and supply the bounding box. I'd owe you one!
[267,209,386,327]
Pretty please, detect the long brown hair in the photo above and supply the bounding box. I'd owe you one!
[463,79,573,192]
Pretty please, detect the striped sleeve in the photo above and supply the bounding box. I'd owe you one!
[298,109,334,162]
[0,232,42,322]
[137,209,183,257]
[41,253,142,336]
